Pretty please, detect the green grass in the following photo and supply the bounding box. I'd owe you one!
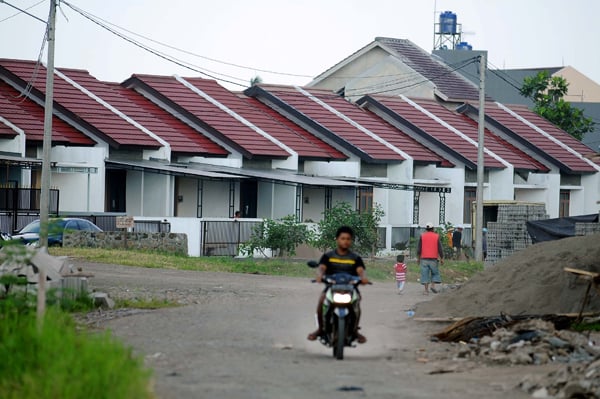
[0,308,153,399]
[571,321,600,332]
[52,247,484,283]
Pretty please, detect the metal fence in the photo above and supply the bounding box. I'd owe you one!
[0,188,60,233]
[201,220,261,256]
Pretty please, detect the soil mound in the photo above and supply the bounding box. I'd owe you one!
[416,234,600,317]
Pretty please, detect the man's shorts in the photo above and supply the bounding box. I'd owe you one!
[420,259,441,284]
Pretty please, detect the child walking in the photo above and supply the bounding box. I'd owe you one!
[394,254,407,294]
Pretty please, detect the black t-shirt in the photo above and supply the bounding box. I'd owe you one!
[319,250,365,276]
[452,230,462,247]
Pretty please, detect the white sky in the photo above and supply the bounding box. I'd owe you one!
[1,0,599,91]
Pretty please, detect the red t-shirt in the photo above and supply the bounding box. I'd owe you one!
[394,262,407,282]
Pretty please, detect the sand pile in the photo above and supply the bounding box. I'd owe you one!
[416,234,600,317]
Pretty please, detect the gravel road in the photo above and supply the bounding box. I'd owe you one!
[80,262,557,399]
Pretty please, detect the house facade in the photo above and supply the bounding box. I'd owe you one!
[0,44,598,254]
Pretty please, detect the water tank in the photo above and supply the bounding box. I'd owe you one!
[439,11,457,34]
[456,41,473,51]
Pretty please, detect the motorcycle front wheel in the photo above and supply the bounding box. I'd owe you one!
[333,316,345,360]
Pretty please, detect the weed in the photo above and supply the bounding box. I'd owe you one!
[116,298,179,309]
[0,308,153,399]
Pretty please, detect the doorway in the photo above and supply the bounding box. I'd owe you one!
[105,169,126,212]
[239,180,257,218]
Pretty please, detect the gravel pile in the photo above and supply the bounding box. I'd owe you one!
[438,318,600,398]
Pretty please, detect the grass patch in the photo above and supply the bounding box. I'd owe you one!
[51,247,483,283]
[571,322,600,332]
[116,298,179,309]
[0,308,153,399]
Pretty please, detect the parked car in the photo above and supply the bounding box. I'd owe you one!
[10,218,102,246]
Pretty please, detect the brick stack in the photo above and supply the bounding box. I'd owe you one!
[575,222,600,236]
[485,204,548,266]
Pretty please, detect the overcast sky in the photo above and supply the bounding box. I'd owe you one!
[1,0,599,91]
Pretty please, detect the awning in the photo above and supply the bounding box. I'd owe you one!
[335,177,452,193]
[185,164,365,188]
[106,159,246,180]
[0,154,42,167]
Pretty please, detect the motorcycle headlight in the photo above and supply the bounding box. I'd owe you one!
[332,292,352,304]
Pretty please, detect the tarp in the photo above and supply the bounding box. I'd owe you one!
[526,214,599,243]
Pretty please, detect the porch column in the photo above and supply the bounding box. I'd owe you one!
[412,191,420,224]
[295,184,303,222]
[439,192,446,225]
[196,179,203,218]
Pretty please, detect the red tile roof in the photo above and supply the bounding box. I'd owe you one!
[236,94,347,160]
[253,85,446,163]
[0,59,161,149]
[0,80,94,145]
[375,38,481,101]
[108,84,228,156]
[484,104,597,173]
[405,98,548,171]
[371,96,505,168]
[126,75,290,158]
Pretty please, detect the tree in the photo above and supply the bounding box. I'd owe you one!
[520,71,594,141]
[240,215,310,257]
[249,75,263,86]
[311,202,384,256]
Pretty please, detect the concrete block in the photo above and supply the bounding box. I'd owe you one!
[91,292,115,309]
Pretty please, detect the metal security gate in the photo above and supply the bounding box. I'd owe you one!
[0,187,59,233]
[201,220,262,256]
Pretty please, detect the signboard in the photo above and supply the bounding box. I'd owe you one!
[116,216,134,229]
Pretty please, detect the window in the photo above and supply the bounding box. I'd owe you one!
[358,187,373,213]
[463,187,477,224]
[559,190,570,218]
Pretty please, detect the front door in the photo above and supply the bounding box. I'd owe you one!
[105,169,127,212]
[239,180,257,218]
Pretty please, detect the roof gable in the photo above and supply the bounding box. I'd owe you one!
[236,94,347,160]
[0,59,161,149]
[464,102,598,174]
[108,84,228,157]
[125,75,290,159]
[0,80,94,145]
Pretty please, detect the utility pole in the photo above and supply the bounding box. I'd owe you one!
[474,53,486,262]
[38,0,57,322]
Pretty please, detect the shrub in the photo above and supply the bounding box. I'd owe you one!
[241,215,311,257]
[311,202,384,256]
[0,308,153,399]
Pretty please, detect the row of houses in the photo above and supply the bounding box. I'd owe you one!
[0,37,598,253]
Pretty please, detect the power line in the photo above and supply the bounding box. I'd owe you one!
[343,56,480,97]
[62,1,249,87]
[0,0,47,24]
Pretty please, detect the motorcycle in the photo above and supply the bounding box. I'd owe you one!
[307,260,368,360]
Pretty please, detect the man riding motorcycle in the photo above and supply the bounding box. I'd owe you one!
[307,225,369,344]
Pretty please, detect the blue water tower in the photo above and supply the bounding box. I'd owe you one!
[456,41,473,51]
[439,11,457,34]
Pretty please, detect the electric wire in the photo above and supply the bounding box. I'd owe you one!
[0,0,47,24]
[62,1,249,87]
[8,2,50,103]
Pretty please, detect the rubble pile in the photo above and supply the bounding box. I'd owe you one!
[444,319,600,398]
[519,359,600,398]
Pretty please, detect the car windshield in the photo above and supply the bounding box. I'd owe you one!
[19,219,67,234]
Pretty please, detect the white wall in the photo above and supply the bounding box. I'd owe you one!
[488,168,514,201]
[526,172,561,217]
[581,174,600,215]
[257,181,273,218]
[141,173,173,216]
[273,185,296,218]
[304,159,361,178]
[175,177,198,217]
[302,187,325,222]
[415,166,464,226]
[50,146,107,213]
[126,170,143,216]
[0,135,22,155]
[203,180,234,217]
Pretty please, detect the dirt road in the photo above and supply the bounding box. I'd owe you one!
[83,262,554,399]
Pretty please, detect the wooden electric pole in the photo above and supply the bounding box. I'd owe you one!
[38,0,57,322]
[474,53,486,262]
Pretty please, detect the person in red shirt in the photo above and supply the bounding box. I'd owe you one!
[394,254,407,294]
[416,222,444,295]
